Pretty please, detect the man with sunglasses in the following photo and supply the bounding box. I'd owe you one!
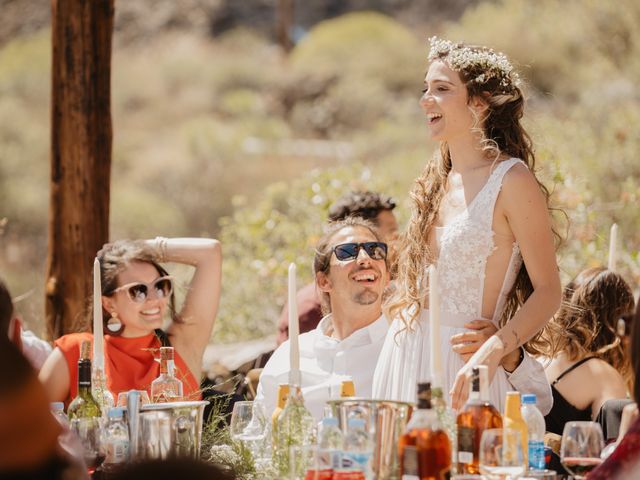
[275,191,398,347]
[257,217,391,419]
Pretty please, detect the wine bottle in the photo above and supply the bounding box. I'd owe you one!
[68,340,102,420]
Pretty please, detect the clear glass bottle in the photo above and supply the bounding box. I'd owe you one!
[151,346,183,403]
[318,417,344,475]
[456,365,503,474]
[399,382,452,480]
[274,385,315,477]
[103,407,130,470]
[68,340,102,420]
[343,418,374,479]
[51,401,70,428]
[521,393,546,470]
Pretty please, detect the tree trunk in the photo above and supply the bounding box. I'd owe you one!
[276,0,294,54]
[46,0,114,339]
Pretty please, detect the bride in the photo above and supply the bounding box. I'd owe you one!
[372,38,561,410]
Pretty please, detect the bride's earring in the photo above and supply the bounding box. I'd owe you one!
[107,312,122,333]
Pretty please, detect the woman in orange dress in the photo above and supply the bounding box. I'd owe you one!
[39,237,222,405]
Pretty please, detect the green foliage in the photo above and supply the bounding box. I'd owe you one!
[1,2,639,343]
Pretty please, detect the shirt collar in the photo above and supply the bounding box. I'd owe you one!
[316,312,388,345]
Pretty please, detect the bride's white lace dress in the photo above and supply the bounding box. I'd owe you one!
[372,158,525,411]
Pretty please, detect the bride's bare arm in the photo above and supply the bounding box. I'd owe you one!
[450,165,561,409]
[494,164,561,353]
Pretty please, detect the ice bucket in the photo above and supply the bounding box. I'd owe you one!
[128,399,209,460]
[327,398,412,480]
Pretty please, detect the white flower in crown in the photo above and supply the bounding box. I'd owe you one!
[428,37,519,92]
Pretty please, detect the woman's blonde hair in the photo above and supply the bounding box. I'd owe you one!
[541,267,635,381]
[385,40,558,354]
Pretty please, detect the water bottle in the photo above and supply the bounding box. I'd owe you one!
[521,393,545,470]
[318,417,344,473]
[342,418,373,479]
[50,402,70,428]
[103,407,129,470]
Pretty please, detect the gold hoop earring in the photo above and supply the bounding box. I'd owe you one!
[106,312,122,333]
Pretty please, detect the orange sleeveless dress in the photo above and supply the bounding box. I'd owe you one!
[55,331,201,406]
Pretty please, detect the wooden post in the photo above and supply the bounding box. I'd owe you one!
[46,0,114,338]
[276,0,294,54]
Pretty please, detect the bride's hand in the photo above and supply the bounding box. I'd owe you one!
[449,335,505,410]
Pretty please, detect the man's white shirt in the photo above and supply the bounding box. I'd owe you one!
[256,313,553,419]
[256,313,388,420]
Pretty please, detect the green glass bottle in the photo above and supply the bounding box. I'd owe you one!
[68,340,102,420]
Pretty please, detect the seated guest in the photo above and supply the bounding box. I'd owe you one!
[0,335,86,479]
[589,299,640,479]
[258,217,391,419]
[1,278,52,370]
[39,237,221,405]
[257,218,550,419]
[276,190,398,346]
[542,267,635,435]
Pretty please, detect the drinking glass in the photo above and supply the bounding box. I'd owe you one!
[70,417,105,475]
[479,428,526,480]
[560,421,604,479]
[230,400,269,464]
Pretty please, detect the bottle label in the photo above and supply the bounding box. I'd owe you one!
[105,439,129,464]
[528,440,545,469]
[401,445,419,479]
[457,426,475,463]
[319,448,342,470]
[342,451,372,477]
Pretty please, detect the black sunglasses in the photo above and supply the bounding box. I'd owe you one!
[332,242,388,261]
[111,276,173,303]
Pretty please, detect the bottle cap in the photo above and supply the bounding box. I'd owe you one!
[522,393,537,404]
[50,402,65,412]
[108,407,125,418]
[347,418,366,429]
[322,417,339,427]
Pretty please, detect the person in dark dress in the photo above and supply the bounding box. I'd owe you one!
[541,267,635,435]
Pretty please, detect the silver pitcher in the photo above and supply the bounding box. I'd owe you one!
[328,398,412,480]
[126,395,209,460]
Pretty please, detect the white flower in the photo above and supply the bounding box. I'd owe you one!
[427,37,519,93]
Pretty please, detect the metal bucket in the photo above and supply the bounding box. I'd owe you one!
[328,398,412,480]
[127,397,209,460]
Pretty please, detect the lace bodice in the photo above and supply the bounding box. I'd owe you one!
[435,158,524,322]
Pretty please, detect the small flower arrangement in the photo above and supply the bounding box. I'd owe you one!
[428,36,519,93]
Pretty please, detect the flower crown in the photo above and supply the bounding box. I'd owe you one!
[428,37,519,93]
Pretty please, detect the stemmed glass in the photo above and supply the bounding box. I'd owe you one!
[70,417,105,475]
[479,428,526,480]
[560,421,604,479]
[230,400,269,465]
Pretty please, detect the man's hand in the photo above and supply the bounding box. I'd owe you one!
[450,320,498,362]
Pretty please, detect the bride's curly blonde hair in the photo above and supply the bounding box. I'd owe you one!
[385,40,559,355]
[541,267,635,381]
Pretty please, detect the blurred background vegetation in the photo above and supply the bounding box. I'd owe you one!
[0,0,639,343]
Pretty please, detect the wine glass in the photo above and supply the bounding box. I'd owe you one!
[230,401,268,463]
[70,417,105,475]
[479,428,526,480]
[560,421,604,479]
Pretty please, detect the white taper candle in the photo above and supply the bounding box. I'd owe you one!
[93,257,105,371]
[288,262,301,386]
[429,264,443,388]
[608,223,619,271]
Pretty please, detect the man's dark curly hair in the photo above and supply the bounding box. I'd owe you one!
[328,191,396,223]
